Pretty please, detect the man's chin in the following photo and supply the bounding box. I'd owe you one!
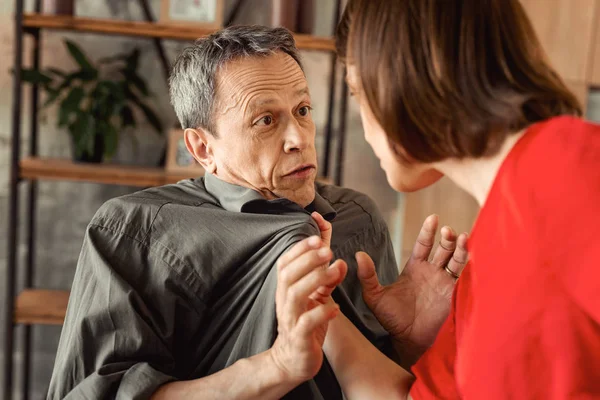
[280,184,315,208]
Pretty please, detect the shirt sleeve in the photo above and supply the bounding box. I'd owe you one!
[409,288,460,400]
[47,221,206,400]
[331,209,399,354]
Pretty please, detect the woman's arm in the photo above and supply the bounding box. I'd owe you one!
[323,312,415,400]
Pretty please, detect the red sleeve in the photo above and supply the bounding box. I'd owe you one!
[409,282,462,400]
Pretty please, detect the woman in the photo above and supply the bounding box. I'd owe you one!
[321,0,600,398]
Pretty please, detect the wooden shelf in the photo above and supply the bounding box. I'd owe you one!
[20,157,332,187]
[20,157,203,187]
[15,289,70,325]
[22,14,336,52]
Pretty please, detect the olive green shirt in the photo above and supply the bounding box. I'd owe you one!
[48,173,398,399]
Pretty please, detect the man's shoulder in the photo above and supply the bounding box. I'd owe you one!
[90,178,217,235]
[316,182,384,226]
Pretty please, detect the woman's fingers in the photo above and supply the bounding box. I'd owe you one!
[411,214,438,261]
[431,225,457,267]
[446,232,469,277]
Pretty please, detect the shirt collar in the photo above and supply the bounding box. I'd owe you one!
[203,172,336,221]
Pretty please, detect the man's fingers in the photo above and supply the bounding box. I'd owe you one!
[287,262,342,310]
[311,212,332,247]
[278,236,322,271]
[297,302,340,334]
[446,232,469,277]
[431,226,457,267]
[279,246,333,289]
[411,214,439,261]
[330,259,348,287]
[356,252,383,302]
[310,259,348,301]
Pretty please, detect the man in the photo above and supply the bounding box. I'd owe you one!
[48,26,466,399]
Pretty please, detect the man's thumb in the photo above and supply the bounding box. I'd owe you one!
[356,251,382,302]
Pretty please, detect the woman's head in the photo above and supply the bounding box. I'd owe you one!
[337,0,581,191]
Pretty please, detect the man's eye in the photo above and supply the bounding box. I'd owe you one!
[256,115,273,126]
[298,106,311,117]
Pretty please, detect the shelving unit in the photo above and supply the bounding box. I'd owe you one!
[5,1,348,399]
[14,290,70,326]
[20,157,204,187]
[22,13,336,51]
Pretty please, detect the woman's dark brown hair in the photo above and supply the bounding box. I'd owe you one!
[336,0,582,163]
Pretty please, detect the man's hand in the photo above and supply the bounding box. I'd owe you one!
[270,235,348,385]
[356,215,468,367]
[153,236,347,400]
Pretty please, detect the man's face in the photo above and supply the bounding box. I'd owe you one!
[207,52,318,207]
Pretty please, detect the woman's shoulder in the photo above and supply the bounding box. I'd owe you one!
[493,116,599,204]
[487,115,600,316]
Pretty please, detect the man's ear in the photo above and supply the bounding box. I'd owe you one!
[184,128,217,173]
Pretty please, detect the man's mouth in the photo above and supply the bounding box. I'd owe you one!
[285,164,316,179]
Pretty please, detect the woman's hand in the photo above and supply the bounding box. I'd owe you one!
[357,215,469,367]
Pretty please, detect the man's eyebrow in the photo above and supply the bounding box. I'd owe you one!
[294,87,310,97]
[249,98,277,108]
[246,88,311,114]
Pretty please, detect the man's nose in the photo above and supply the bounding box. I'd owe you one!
[283,119,310,153]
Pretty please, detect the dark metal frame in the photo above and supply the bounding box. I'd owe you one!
[5,0,26,398]
[20,0,42,393]
[2,0,350,398]
[322,0,349,185]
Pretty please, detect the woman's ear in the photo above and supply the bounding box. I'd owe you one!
[185,128,216,173]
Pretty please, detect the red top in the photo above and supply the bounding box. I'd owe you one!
[410,116,600,399]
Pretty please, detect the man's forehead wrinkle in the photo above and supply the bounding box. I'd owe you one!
[230,74,305,97]
[222,75,307,115]
[237,77,309,112]
[214,55,306,119]
[225,63,301,94]
[215,75,307,119]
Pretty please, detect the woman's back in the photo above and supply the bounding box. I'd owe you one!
[412,116,600,399]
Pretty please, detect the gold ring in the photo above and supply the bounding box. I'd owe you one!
[444,265,460,279]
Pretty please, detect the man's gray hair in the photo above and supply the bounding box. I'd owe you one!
[169,25,303,136]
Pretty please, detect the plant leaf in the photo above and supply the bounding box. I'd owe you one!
[125,86,162,134]
[85,118,97,156]
[20,68,53,85]
[58,87,85,127]
[65,40,96,72]
[46,68,67,78]
[43,88,62,108]
[57,75,74,91]
[68,113,89,159]
[90,81,121,119]
[139,102,162,134]
[126,48,141,72]
[111,84,127,116]
[103,122,119,159]
[120,105,135,128]
[71,68,98,82]
[97,53,129,64]
[122,69,149,97]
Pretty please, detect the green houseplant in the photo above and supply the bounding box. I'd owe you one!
[20,39,162,162]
